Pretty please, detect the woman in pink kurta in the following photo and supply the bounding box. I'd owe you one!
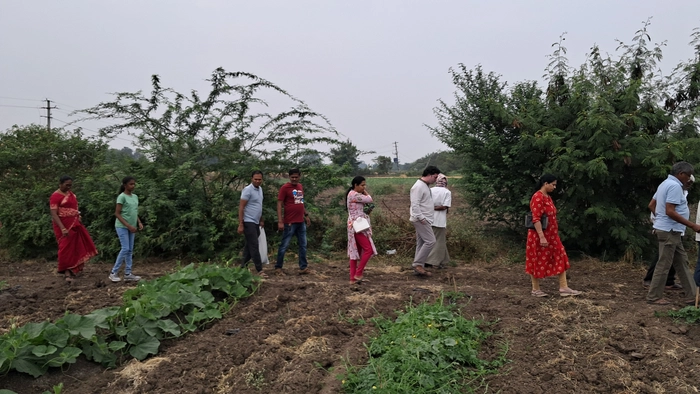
[526,174,581,297]
[346,176,377,284]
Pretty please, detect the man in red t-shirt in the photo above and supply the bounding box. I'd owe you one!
[274,168,311,274]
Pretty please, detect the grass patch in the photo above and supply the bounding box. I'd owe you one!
[341,295,506,393]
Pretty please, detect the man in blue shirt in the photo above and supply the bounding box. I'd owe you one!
[239,171,267,278]
[647,162,700,305]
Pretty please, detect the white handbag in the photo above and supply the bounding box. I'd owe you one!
[258,227,269,264]
[352,217,370,233]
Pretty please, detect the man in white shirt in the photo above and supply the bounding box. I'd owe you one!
[426,174,451,268]
[409,165,441,276]
[647,162,699,305]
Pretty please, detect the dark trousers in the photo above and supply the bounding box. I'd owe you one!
[643,250,676,286]
[241,222,263,272]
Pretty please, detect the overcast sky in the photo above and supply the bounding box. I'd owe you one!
[2,1,700,164]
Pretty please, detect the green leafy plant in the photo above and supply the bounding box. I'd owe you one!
[0,264,259,377]
[341,295,507,393]
[668,306,700,323]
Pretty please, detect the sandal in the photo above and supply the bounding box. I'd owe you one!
[257,272,268,279]
[531,289,549,297]
[647,298,671,305]
[559,288,582,296]
[413,266,433,277]
[64,275,74,284]
[665,283,683,290]
[354,276,369,283]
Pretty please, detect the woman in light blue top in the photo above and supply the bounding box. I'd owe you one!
[109,176,144,282]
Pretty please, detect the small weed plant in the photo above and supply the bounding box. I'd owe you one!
[342,295,507,393]
[668,306,700,324]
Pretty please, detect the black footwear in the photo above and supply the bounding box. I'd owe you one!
[413,266,433,277]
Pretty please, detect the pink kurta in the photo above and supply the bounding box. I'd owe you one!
[525,191,570,279]
[346,191,378,259]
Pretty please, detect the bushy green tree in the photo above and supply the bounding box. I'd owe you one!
[329,139,374,175]
[76,68,341,258]
[0,125,108,257]
[373,155,393,174]
[430,22,700,259]
[402,150,462,175]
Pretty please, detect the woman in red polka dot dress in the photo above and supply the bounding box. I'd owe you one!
[526,174,581,297]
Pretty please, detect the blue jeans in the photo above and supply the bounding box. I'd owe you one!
[275,222,307,270]
[111,227,135,275]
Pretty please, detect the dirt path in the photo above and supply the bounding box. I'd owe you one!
[1,256,700,394]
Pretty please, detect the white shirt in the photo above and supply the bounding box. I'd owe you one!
[409,180,433,224]
[431,186,451,228]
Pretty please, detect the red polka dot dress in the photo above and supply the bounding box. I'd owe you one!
[526,191,570,279]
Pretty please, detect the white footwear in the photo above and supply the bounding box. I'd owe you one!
[123,273,141,282]
[109,273,121,282]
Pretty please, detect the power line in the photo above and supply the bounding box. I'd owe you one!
[51,101,80,110]
[0,96,43,102]
[0,104,40,109]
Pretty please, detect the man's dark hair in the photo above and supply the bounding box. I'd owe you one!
[289,168,301,176]
[422,166,441,177]
[251,170,263,177]
[671,161,694,176]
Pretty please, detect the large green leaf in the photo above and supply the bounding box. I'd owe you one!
[58,314,97,339]
[41,326,69,348]
[18,322,49,340]
[126,328,160,360]
[31,345,58,357]
[11,359,46,378]
[46,346,81,367]
[156,320,181,337]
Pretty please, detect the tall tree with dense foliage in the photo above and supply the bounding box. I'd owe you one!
[373,155,393,174]
[430,22,700,259]
[75,68,340,258]
[329,139,375,175]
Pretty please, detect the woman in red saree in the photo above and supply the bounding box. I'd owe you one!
[49,176,97,283]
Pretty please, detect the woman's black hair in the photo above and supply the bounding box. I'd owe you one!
[59,175,73,185]
[536,174,557,190]
[345,176,366,210]
[119,176,136,194]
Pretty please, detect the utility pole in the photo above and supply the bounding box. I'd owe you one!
[41,99,57,131]
[393,141,399,171]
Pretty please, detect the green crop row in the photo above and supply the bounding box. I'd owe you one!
[0,263,259,378]
[341,295,507,393]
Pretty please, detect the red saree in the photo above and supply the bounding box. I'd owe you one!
[50,191,97,274]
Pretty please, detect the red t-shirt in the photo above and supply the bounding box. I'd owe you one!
[278,182,305,223]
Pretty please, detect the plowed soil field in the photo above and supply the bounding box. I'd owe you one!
[2,254,700,394]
